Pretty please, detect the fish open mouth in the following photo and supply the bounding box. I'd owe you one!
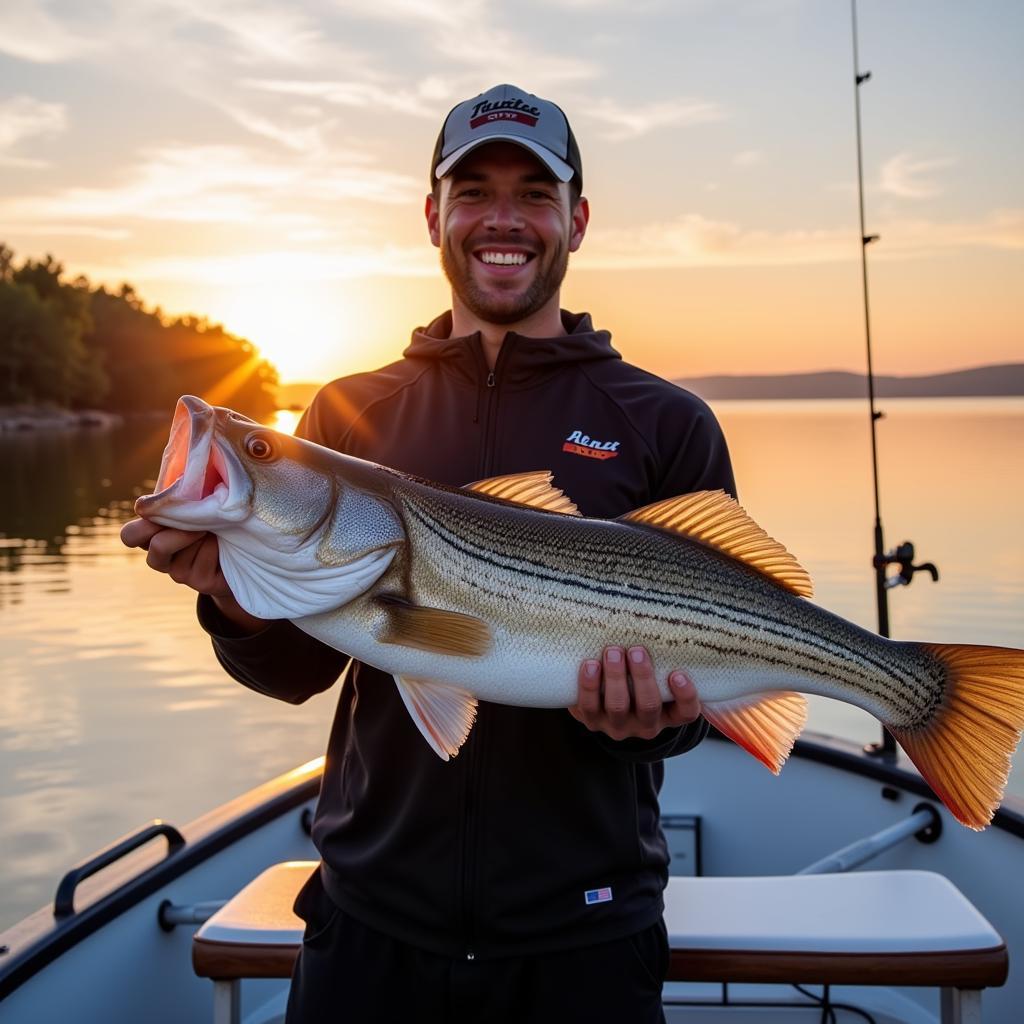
[137,396,233,517]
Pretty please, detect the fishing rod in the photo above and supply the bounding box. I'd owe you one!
[850,0,939,759]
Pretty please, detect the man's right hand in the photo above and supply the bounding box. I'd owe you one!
[120,518,268,634]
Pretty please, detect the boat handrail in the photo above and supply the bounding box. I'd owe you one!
[54,820,186,918]
[797,803,941,875]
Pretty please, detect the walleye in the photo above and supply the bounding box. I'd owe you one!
[137,396,1024,830]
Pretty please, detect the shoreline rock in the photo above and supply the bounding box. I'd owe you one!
[0,407,125,433]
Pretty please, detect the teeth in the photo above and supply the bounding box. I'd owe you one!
[480,251,528,266]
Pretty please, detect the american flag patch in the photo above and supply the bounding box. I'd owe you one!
[584,887,613,906]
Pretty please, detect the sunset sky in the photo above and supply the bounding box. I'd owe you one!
[1,0,1020,385]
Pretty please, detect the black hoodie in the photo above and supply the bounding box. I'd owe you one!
[200,310,735,959]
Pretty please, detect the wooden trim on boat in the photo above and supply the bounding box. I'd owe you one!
[191,938,1010,990]
[193,937,300,979]
[668,943,1009,987]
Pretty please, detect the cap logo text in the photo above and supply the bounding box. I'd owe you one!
[469,97,541,130]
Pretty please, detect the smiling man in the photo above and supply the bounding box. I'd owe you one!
[122,84,735,1023]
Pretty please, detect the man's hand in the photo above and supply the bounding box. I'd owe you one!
[568,646,701,741]
[120,517,267,634]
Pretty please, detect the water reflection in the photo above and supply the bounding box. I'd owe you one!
[0,409,299,584]
[0,419,167,566]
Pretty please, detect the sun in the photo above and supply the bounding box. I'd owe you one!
[209,282,361,384]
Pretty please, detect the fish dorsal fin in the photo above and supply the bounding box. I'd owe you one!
[701,692,808,774]
[377,595,492,658]
[394,675,478,760]
[621,490,813,598]
[465,471,581,516]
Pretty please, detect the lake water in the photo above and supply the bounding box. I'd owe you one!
[1,398,1022,931]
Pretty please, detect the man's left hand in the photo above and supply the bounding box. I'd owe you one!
[568,646,702,741]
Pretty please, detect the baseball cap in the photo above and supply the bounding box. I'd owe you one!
[431,84,582,190]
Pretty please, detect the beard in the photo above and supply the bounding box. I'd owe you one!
[440,235,570,326]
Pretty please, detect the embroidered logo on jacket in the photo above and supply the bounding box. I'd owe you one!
[562,429,620,460]
[584,887,614,905]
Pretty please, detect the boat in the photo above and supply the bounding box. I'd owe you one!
[1,727,1020,1022]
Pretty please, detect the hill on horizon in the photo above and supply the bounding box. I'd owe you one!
[675,363,1024,401]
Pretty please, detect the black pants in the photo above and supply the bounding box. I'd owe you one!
[286,872,668,1024]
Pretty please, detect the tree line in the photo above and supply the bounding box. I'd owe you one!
[0,244,278,419]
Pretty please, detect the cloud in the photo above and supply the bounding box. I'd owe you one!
[341,0,598,86]
[0,143,422,231]
[5,224,132,240]
[0,96,67,151]
[879,152,955,200]
[583,97,726,142]
[575,208,1024,270]
[80,245,437,286]
[0,5,90,63]
[146,0,328,65]
[214,102,337,153]
[243,78,440,119]
[733,149,762,166]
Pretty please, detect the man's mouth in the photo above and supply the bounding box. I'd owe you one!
[473,248,536,271]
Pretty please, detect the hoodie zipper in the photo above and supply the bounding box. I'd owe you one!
[475,341,504,479]
[461,344,506,959]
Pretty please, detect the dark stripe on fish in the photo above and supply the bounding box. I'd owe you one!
[403,496,936,718]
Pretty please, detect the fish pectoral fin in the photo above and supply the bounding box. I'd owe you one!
[701,691,808,775]
[464,470,581,516]
[377,596,492,657]
[394,675,478,760]
[620,490,813,598]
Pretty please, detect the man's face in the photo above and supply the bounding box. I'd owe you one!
[426,142,589,326]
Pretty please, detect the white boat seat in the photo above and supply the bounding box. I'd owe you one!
[193,863,1007,1024]
[664,871,1007,988]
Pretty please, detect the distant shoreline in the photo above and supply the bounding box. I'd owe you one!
[675,364,1024,401]
[0,407,125,433]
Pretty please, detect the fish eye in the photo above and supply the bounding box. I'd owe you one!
[245,433,276,461]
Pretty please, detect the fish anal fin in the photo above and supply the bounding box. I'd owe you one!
[378,595,492,658]
[888,643,1024,830]
[621,490,812,598]
[702,691,808,774]
[465,470,581,516]
[394,675,478,760]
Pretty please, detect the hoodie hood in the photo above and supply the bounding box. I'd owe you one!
[403,310,620,390]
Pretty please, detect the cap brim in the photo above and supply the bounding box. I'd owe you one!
[435,136,574,183]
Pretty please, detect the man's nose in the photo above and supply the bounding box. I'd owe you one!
[482,196,525,231]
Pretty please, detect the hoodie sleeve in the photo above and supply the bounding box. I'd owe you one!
[588,716,710,763]
[197,595,349,704]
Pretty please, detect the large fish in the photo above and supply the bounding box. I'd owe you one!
[137,396,1024,830]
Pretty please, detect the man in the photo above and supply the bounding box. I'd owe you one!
[122,84,735,1022]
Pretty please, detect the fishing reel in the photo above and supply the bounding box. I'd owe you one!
[874,541,939,590]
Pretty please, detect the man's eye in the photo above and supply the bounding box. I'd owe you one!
[525,190,555,201]
[457,188,483,198]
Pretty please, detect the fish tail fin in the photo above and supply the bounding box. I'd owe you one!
[889,644,1024,830]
